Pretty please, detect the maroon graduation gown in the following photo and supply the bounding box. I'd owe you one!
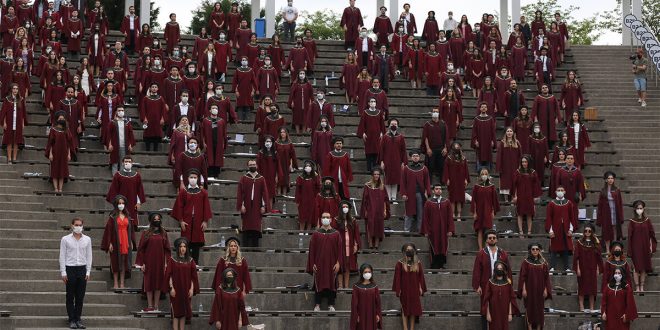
[232,67,256,108]
[173,151,209,188]
[496,142,522,190]
[139,95,166,139]
[483,279,520,330]
[323,151,353,198]
[560,82,583,119]
[267,44,285,76]
[0,96,27,146]
[311,129,333,168]
[442,156,470,203]
[472,247,511,293]
[573,239,603,296]
[440,99,463,141]
[135,230,170,292]
[201,117,227,168]
[306,228,343,292]
[101,214,134,276]
[275,141,298,191]
[171,187,213,244]
[341,63,360,100]
[234,28,252,59]
[511,45,527,80]
[379,132,407,185]
[357,109,385,154]
[566,123,591,167]
[54,98,83,151]
[471,184,500,232]
[306,100,335,133]
[166,257,199,320]
[478,88,497,116]
[358,88,389,116]
[532,95,561,142]
[528,135,548,183]
[106,170,146,225]
[400,164,431,216]
[163,77,184,113]
[602,259,631,292]
[392,260,427,317]
[256,65,279,99]
[65,17,83,52]
[44,127,72,180]
[512,170,541,216]
[314,193,341,228]
[545,199,577,252]
[601,284,638,330]
[350,283,382,330]
[340,6,363,44]
[214,41,232,73]
[288,81,313,127]
[554,166,585,203]
[286,46,310,75]
[163,21,181,53]
[596,188,624,242]
[206,96,237,124]
[424,52,441,87]
[373,15,393,46]
[302,38,318,69]
[421,197,454,258]
[256,150,283,198]
[421,120,449,152]
[422,19,439,43]
[211,257,252,294]
[295,175,321,226]
[360,184,390,241]
[517,259,552,328]
[513,117,533,154]
[471,115,496,163]
[107,120,135,164]
[333,218,361,273]
[236,174,271,232]
[627,218,657,273]
[209,287,249,329]
[120,15,140,47]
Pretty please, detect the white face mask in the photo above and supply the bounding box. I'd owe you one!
[321,217,331,226]
[614,274,622,282]
[211,108,218,115]
[189,177,198,186]
[361,32,367,37]
[117,204,125,211]
[636,209,644,216]
[556,191,565,198]
[265,60,271,65]
[481,175,488,181]
[304,166,312,173]
[188,67,195,73]
[188,143,197,151]
[317,93,324,100]
[447,65,454,70]
[123,163,132,171]
[219,35,226,41]
[72,225,83,234]
[363,272,372,280]
[181,96,188,103]
[117,111,124,118]
[320,122,327,128]
[342,207,349,214]
[533,127,540,133]
[399,27,404,32]
[215,89,223,95]
[431,112,439,119]
[241,60,248,66]
[298,73,305,79]
[265,142,272,148]
[154,59,161,66]
[369,101,377,108]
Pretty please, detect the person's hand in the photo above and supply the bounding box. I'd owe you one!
[159,118,164,125]
[49,153,53,161]
[180,222,187,231]
[377,315,381,322]
[108,144,113,152]
[141,265,146,273]
[77,126,82,133]
[522,286,527,298]
[362,133,367,141]
[353,243,358,254]
[135,203,141,210]
[442,147,447,156]
[549,232,555,239]
[622,314,627,322]
[383,208,387,217]
[426,148,432,157]
[2,124,5,130]
[312,264,318,272]
[188,286,194,298]
[577,267,581,277]
[568,230,573,236]
[486,313,492,322]
[508,314,512,322]
[512,197,517,204]
[601,312,606,321]
[474,141,479,148]
[380,162,385,171]
[67,153,71,161]
[215,321,222,329]
[402,195,408,201]
[62,275,68,284]
[108,243,113,253]
[236,91,240,98]
[419,287,423,295]
[333,262,340,273]
[543,288,548,298]
[240,205,246,214]
[448,232,453,237]
[97,118,102,124]
[85,275,89,281]
[260,207,266,214]
[201,222,208,231]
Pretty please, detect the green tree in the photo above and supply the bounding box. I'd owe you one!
[521,0,604,45]
[295,10,343,40]
[87,0,161,31]
[149,1,161,31]
[600,0,660,37]
[188,0,264,35]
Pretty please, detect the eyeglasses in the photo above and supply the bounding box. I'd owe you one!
[584,229,592,233]
[531,248,540,251]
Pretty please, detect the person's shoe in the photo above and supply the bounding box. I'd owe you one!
[638,98,642,103]
[313,305,321,312]
[549,268,555,273]
[328,306,336,312]
[76,321,86,329]
[565,268,573,275]
[69,321,78,329]
[142,307,153,312]
[641,101,647,107]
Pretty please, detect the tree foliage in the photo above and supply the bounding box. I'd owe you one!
[295,10,344,40]
[87,0,161,31]
[149,1,161,31]
[600,0,660,38]
[521,0,603,45]
[188,0,264,35]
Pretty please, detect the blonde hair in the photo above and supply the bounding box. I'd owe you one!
[224,240,243,266]
[500,127,519,148]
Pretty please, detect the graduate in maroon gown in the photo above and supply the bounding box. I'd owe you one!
[106,156,146,226]
[601,267,638,330]
[307,213,343,311]
[554,154,585,209]
[510,38,527,81]
[573,223,603,312]
[101,195,134,289]
[209,268,249,330]
[628,200,657,291]
[0,84,27,164]
[379,118,407,200]
[357,98,385,171]
[405,38,424,89]
[135,213,170,312]
[424,43,442,95]
[120,7,139,54]
[503,79,525,127]
[472,230,511,330]
[471,103,497,170]
[173,137,209,190]
[518,243,552,330]
[512,156,542,237]
[65,10,82,56]
[233,20,252,62]
[288,71,314,133]
[496,127,523,203]
[45,112,73,192]
[360,168,390,250]
[231,56,256,121]
[323,137,353,200]
[440,89,463,142]
[483,261,519,330]
[421,184,454,269]
[334,200,361,288]
[442,143,469,218]
[163,13,181,54]
[597,171,624,251]
[166,238,200,329]
[256,55,279,100]
[341,52,360,103]
[200,106,227,179]
[421,108,449,184]
[295,160,321,230]
[471,169,500,250]
[545,185,577,272]
[171,169,212,264]
[275,127,297,195]
[207,2,225,40]
[513,106,533,154]
[139,83,167,151]
[393,243,427,329]
[372,6,393,47]
[106,108,135,172]
[400,151,431,233]
[603,241,633,293]
[529,123,549,188]
[359,79,389,117]
[210,237,252,297]
[311,116,334,168]
[560,71,583,123]
[350,263,382,330]
[532,84,560,145]
[340,0,363,49]
[55,86,84,158]
[256,136,283,205]
[422,11,439,44]
[566,111,591,168]
[236,160,271,247]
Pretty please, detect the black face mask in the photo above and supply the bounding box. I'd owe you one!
[248,167,257,173]
[405,250,414,258]
[390,125,397,131]
[225,277,235,284]
[152,221,161,227]
[57,120,67,126]
[613,250,622,257]
[495,269,505,276]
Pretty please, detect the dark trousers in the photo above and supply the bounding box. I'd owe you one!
[426,85,438,96]
[366,153,378,172]
[337,181,348,201]
[65,265,87,322]
[550,251,572,270]
[236,106,250,121]
[430,253,447,269]
[208,166,221,178]
[283,21,296,41]
[361,52,369,68]
[144,137,161,151]
[242,230,261,247]
[127,32,136,54]
[428,148,445,184]
[314,289,337,306]
[190,242,204,264]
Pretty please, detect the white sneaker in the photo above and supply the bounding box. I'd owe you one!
[328,306,336,312]
[641,101,647,107]
[313,306,320,312]
[565,268,573,275]
[549,268,555,273]
[638,98,642,103]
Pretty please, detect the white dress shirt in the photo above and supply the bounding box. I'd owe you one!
[59,233,93,276]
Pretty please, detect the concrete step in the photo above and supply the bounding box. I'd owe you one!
[0,303,128,317]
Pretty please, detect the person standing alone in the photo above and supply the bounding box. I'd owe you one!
[59,217,92,329]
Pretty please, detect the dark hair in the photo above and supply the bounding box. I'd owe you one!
[222,268,238,289]
[356,263,375,285]
[71,217,84,225]
[608,266,628,288]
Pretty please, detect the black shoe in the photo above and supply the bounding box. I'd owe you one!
[69,321,78,329]
[76,321,86,329]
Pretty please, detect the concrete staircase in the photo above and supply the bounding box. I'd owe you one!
[0,34,658,329]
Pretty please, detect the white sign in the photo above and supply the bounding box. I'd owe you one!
[644,39,659,51]
[624,14,637,28]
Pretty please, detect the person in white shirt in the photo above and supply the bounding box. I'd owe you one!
[443,11,458,40]
[281,0,299,42]
[59,217,92,329]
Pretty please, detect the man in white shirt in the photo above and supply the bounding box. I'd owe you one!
[59,217,92,329]
[443,11,458,41]
[281,0,299,42]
